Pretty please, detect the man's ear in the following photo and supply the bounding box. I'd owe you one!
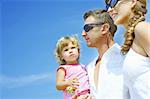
[101,23,110,35]
[131,0,137,8]
[78,48,80,53]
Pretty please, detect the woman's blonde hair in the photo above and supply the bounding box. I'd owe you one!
[121,0,147,54]
[55,36,80,65]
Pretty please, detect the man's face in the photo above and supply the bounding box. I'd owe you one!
[82,16,104,47]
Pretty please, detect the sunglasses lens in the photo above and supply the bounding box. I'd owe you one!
[106,0,118,9]
[84,24,93,32]
[106,5,110,11]
[111,0,118,7]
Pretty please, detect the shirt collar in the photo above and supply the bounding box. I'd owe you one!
[89,43,121,66]
[101,43,121,62]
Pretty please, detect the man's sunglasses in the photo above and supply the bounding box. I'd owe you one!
[83,23,104,32]
[105,0,119,11]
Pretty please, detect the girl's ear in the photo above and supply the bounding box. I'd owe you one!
[60,58,63,61]
[60,54,63,61]
[101,23,110,35]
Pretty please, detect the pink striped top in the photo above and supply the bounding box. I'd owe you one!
[57,64,90,99]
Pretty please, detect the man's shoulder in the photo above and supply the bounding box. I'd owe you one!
[104,43,124,59]
[111,43,124,57]
[112,43,121,50]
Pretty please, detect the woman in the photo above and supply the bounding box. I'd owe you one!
[105,0,150,99]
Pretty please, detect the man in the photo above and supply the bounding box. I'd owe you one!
[82,9,128,99]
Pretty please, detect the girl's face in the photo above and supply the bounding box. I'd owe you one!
[61,42,79,64]
[108,0,132,25]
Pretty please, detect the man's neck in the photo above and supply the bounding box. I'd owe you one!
[97,40,115,59]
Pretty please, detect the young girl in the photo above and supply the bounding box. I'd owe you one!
[55,36,92,99]
[105,0,150,99]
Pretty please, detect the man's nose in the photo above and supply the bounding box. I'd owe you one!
[107,8,114,17]
[82,30,87,36]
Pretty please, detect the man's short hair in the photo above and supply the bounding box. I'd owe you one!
[83,9,117,37]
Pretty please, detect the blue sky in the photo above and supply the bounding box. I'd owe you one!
[1,0,150,99]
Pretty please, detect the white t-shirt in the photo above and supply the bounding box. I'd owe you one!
[87,43,129,99]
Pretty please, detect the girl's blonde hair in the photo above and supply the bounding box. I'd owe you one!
[55,36,80,65]
[121,0,147,54]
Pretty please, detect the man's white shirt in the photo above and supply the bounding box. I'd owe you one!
[86,43,129,99]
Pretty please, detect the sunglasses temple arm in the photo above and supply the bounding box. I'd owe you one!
[105,5,109,11]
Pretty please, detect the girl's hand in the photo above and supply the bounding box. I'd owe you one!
[67,77,79,87]
[66,86,77,94]
[65,77,79,95]
[76,94,94,99]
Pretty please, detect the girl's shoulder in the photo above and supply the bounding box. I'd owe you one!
[58,64,86,70]
[78,64,86,67]
[57,65,70,70]
[56,65,71,76]
[58,64,71,69]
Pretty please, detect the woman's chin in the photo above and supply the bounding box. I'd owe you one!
[114,21,120,25]
[115,15,130,25]
[113,16,119,25]
[114,19,120,25]
[114,17,123,25]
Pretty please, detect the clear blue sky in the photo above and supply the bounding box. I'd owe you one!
[1,0,150,99]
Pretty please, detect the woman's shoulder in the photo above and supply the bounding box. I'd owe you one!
[134,21,150,56]
[135,21,149,33]
[134,21,150,38]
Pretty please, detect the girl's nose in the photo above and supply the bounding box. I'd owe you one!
[69,49,73,53]
[69,51,73,55]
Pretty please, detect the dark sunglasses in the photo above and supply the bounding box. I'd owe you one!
[105,0,119,11]
[83,23,104,32]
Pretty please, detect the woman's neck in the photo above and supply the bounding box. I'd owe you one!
[123,12,135,29]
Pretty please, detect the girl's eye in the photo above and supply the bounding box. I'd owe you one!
[64,49,68,51]
[71,47,76,49]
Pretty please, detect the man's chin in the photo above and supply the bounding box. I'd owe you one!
[87,43,94,47]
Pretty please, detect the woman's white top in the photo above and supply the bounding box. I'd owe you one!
[123,48,150,99]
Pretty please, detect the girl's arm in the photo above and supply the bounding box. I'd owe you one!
[135,21,150,57]
[56,68,69,90]
[56,68,79,90]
